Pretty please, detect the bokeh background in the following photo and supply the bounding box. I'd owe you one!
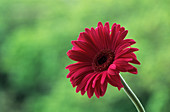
[0,0,170,112]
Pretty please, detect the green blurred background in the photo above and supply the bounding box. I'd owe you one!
[0,0,169,112]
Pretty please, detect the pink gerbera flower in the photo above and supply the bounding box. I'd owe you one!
[66,22,140,98]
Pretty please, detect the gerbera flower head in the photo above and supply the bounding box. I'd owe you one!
[66,22,140,98]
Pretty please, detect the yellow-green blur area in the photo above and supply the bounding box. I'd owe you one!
[0,0,169,112]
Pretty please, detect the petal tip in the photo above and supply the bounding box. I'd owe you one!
[97,21,103,27]
[66,75,69,78]
[66,50,71,56]
[118,85,124,91]
[104,21,109,26]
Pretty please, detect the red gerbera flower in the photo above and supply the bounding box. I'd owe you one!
[66,22,140,98]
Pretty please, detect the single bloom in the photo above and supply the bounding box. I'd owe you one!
[66,22,140,98]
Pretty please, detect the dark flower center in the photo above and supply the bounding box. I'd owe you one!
[98,56,107,65]
[92,49,115,72]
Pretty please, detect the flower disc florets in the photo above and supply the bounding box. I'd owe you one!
[92,49,114,72]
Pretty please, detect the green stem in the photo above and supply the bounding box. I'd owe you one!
[119,74,145,112]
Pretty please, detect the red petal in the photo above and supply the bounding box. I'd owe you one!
[71,75,85,88]
[116,30,128,46]
[66,62,91,71]
[66,72,74,78]
[115,48,139,59]
[94,84,100,98]
[81,88,86,95]
[115,43,131,54]
[108,64,117,75]
[85,28,91,34]
[116,24,121,32]
[101,71,107,85]
[115,39,136,55]
[110,23,117,39]
[120,53,140,65]
[78,32,99,51]
[90,27,103,49]
[87,82,95,98]
[103,22,110,49]
[97,21,103,27]
[71,40,97,57]
[112,31,121,50]
[85,73,96,91]
[113,59,138,74]
[122,39,136,45]
[107,74,123,90]
[67,50,93,62]
[97,25,106,49]
[92,73,101,88]
[128,67,138,74]
[76,73,94,92]
[114,58,133,64]
[119,27,125,33]
[101,81,107,96]
[72,66,93,79]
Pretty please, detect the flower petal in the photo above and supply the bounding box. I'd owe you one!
[92,73,101,88]
[112,31,121,50]
[115,43,131,54]
[128,67,138,74]
[71,75,85,88]
[116,30,128,46]
[94,83,100,98]
[110,23,117,39]
[98,21,103,27]
[96,25,106,49]
[107,74,123,90]
[115,39,136,53]
[71,40,97,57]
[119,27,125,33]
[101,81,107,95]
[90,27,103,49]
[78,32,99,51]
[66,62,91,71]
[81,88,86,95]
[122,39,136,45]
[120,53,140,65]
[103,22,110,49]
[115,48,139,59]
[108,64,117,74]
[101,71,107,85]
[67,50,93,62]
[85,73,96,91]
[87,83,95,98]
[113,59,138,74]
[72,66,93,79]
[76,73,94,93]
